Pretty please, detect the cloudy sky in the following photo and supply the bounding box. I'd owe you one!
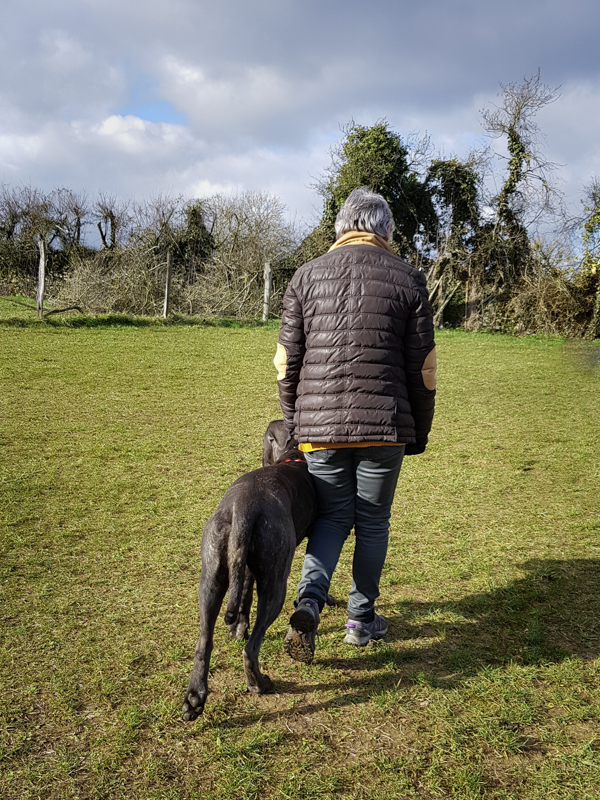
[2,0,599,231]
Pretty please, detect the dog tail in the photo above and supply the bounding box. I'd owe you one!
[223,504,258,626]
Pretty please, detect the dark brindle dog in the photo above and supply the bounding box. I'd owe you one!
[182,420,316,721]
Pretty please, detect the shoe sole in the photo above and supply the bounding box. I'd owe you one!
[283,628,314,663]
[289,605,318,634]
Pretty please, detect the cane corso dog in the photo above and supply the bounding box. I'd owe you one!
[182,421,316,721]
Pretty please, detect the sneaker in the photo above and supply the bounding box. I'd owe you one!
[343,613,388,646]
[283,598,320,664]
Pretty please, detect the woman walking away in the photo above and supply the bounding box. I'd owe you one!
[274,187,437,662]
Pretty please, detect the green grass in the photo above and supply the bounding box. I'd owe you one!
[1,309,599,799]
[0,294,271,328]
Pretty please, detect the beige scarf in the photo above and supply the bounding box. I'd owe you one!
[328,230,396,254]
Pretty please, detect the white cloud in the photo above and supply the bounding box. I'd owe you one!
[1,0,600,229]
[162,57,293,128]
[95,114,193,154]
[40,29,92,73]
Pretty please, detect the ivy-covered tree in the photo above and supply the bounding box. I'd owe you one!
[176,200,215,283]
[299,121,438,263]
[466,72,561,328]
[578,178,600,338]
[427,157,479,242]
[425,157,481,325]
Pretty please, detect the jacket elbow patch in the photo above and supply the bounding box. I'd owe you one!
[274,343,287,380]
[421,347,437,390]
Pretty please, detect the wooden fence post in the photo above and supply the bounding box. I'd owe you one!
[262,260,272,323]
[163,249,173,319]
[36,237,47,319]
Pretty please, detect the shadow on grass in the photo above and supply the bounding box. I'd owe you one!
[377,557,600,668]
[0,311,279,329]
[205,558,600,728]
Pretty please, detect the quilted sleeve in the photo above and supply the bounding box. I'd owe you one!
[403,271,436,454]
[275,276,306,432]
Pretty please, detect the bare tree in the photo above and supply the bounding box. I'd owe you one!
[189,191,298,317]
[25,189,56,317]
[131,194,183,317]
[95,194,130,250]
[0,185,26,242]
[52,188,88,252]
[481,70,563,228]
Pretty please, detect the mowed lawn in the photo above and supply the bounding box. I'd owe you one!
[1,308,600,799]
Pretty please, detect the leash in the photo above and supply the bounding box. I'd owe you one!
[283,458,306,464]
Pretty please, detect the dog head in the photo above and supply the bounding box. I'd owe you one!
[263,420,301,466]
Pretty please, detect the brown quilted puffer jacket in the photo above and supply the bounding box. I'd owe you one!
[276,243,436,453]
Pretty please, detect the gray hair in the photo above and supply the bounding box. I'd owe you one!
[334,187,395,240]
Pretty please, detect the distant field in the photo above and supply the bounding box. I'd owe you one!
[1,309,599,799]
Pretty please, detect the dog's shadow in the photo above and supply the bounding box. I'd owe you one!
[206,558,600,728]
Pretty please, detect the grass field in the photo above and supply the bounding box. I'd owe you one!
[1,300,600,799]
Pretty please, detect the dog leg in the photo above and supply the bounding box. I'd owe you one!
[183,567,227,721]
[242,578,288,695]
[228,568,254,641]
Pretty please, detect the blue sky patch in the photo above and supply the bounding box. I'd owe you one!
[116,76,185,125]
[119,100,186,125]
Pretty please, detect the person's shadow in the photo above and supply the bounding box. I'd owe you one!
[328,557,600,674]
[209,558,600,727]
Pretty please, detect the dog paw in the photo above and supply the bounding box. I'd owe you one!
[228,620,249,641]
[182,690,205,721]
[247,674,273,695]
[325,593,336,607]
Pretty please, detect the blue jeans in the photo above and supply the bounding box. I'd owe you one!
[299,446,405,623]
